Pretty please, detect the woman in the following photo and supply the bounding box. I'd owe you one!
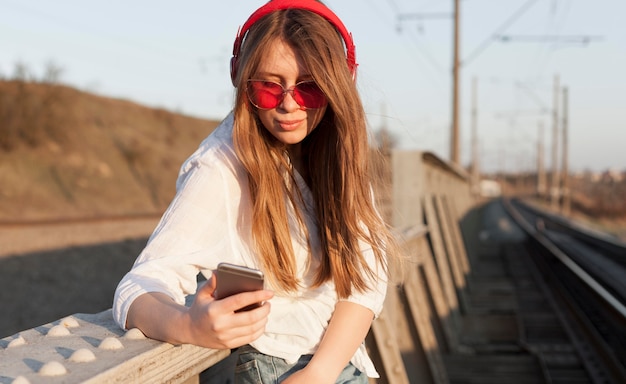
[113,1,397,382]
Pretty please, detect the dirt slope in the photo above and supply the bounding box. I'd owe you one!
[0,80,221,221]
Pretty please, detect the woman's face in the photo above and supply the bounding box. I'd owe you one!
[251,38,327,148]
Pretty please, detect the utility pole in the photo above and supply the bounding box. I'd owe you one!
[379,103,391,156]
[550,75,560,210]
[537,121,546,197]
[396,2,460,165]
[470,77,480,196]
[561,87,570,215]
[450,0,461,165]
[398,2,598,169]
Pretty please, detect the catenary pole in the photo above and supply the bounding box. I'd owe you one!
[550,75,560,209]
[471,77,480,195]
[537,121,546,197]
[561,87,570,215]
[450,0,461,165]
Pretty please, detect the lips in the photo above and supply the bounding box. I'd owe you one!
[277,118,304,131]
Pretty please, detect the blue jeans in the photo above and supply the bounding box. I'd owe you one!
[234,345,368,384]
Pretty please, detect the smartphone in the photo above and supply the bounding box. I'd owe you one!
[214,262,265,312]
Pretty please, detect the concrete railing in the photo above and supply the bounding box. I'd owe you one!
[0,150,475,384]
[0,310,229,384]
[366,150,474,383]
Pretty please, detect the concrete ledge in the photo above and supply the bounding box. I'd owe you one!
[0,310,229,384]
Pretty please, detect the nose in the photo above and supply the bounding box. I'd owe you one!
[279,88,305,111]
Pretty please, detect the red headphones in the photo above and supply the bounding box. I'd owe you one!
[230,0,357,86]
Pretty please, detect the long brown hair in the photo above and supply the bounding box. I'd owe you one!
[232,8,396,298]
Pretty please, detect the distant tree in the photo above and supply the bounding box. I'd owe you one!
[0,61,68,150]
[373,127,398,155]
[42,60,64,84]
[12,62,32,82]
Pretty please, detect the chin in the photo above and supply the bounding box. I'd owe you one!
[273,132,308,145]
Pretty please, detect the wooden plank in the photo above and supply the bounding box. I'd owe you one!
[434,195,469,313]
[403,263,450,384]
[442,195,470,276]
[416,236,461,353]
[443,354,546,384]
[370,295,411,384]
[423,195,461,315]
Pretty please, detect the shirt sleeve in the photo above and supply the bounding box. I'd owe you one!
[339,186,390,318]
[112,131,248,330]
[340,242,388,318]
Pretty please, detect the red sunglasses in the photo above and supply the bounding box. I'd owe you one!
[246,80,327,110]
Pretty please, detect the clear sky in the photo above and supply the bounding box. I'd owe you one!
[1,0,624,173]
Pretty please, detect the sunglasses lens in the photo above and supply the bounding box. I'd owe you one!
[247,80,327,109]
[293,82,327,109]
[247,81,283,109]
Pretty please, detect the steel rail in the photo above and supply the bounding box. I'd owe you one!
[503,197,626,383]
[505,199,626,319]
[514,199,626,266]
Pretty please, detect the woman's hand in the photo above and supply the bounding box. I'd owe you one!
[281,367,333,384]
[186,275,274,349]
[126,276,273,350]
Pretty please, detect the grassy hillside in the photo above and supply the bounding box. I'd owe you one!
[0,80,221,221]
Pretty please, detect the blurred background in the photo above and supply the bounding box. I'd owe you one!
[2,0,624,172]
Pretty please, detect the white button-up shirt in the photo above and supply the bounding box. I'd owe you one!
[113,112,387,377]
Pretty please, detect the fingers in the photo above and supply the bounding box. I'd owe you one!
[188,281,273,349]
[220,290,274,313]
[195,275,217,300]
[220,319,268,348]
[209,301,271,348]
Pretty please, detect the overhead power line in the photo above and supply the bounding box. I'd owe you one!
[498,35,604,45]
[463,0,539,66]
[397,12,451,22]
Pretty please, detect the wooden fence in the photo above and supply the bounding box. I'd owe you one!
[367,150,473,383]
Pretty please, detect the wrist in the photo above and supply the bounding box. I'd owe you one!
[175,307,197,345]
[302,360,340,384]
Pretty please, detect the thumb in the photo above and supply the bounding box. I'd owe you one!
[196,274,217,299]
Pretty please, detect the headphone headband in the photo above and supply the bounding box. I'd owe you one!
[230,0,357,86]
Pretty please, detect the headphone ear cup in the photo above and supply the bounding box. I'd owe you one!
[230,56,238,86]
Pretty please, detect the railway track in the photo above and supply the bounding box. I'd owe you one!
[0,213,161,258]
[0,212,163,228]
[504,198,626,383]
